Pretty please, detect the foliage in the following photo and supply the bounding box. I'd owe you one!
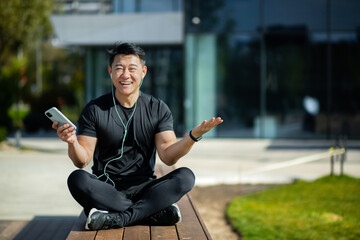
[8,103,30,129]
[0,0,53,133]
[0,57,28,129]
[18,43,86,133]
[227,175,360,240]
[0,0,53,65]
[0,127,7,142]
[0,1,84,132]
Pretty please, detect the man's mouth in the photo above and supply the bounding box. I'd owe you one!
[120,81,132,86]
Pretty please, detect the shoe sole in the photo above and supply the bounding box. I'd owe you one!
[172,203,182,223]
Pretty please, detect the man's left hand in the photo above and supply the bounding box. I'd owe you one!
[191,117,223,138]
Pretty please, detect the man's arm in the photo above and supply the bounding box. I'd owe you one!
[155,117,223,166]
[53,122,97,168]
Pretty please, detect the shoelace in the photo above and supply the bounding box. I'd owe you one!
[150,208,171,223]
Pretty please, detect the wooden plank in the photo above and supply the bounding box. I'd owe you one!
[123,225,150,240]
[95,228,124,240]
[11,217,48,240]
[151,226,178,240]
[0,220,28,240]
[66,230,97,240]
[66,212,97,240]
[186,194,212,239]
[176,195,209,240]
[160,164,211,239]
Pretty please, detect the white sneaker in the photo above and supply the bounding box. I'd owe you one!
[85,208,108,230]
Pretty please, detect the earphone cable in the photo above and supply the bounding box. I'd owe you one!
[96,86,139,187]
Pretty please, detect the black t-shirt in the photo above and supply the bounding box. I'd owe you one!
[77,91,173,184]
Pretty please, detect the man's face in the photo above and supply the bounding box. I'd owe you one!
[108,54,147,98]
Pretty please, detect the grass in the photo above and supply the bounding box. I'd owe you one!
[226,175,360,240]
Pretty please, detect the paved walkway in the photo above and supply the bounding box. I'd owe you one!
[1,136,359,220]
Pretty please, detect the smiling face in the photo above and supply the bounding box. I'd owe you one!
[108,54,147,102]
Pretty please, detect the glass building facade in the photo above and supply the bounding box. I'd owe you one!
[52,0,360,139]
[185,0,360,139]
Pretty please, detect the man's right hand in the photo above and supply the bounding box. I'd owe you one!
[52,122,77,144]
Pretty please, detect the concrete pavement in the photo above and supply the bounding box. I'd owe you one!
[1,135,360,220]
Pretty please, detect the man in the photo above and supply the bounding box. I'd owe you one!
[53,42,223,230]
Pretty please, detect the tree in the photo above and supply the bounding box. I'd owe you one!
[0,0,53,65]
[0,0,53,131]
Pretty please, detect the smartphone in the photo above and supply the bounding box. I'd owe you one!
[45,107,77,130]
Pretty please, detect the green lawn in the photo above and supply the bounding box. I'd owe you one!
[226,175,360,240]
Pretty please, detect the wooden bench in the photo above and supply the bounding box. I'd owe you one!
[66,165,212,240]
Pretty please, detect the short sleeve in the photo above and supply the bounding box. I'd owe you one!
[77,102,97,138]
[155,100,173,133]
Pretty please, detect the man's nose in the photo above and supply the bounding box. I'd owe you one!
[121,68,130,78]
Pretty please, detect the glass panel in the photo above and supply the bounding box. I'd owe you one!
[331,0,360,31]
[186,0,228,32]
[264,0,327,31]
[184,34,217,137]
[186,0,260,32]
[330,33,360,138]
[265,29,329,138]
[220,0,260,31]
[216,34,261,137]
[140,0,181,12]
[123,0,136,13]
[216,0,260,32]
[141,46,184,136]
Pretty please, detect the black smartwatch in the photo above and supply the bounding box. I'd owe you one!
[189,130,202,142]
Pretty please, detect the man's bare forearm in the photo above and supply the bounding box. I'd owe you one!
[68,140,89,168]
[161,134,195,166]
[157,117,223,166]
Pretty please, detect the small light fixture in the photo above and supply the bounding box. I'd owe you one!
[192,17,201,25]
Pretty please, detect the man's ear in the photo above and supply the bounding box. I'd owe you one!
[108,66,112,79]
[142,65,147,78]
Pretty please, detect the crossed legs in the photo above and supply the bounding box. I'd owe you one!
[67,167,195,226]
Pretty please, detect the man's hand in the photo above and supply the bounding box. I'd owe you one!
[191,117,223,138]
[52,122,77,144]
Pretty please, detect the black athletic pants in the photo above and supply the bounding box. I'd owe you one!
[67,167,195,226]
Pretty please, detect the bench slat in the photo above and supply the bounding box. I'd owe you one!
[176,195,210,240]
[151,226,178,240]
[186,194,212,239]
[0,220,28,240]
[95,229,123,240]
[159,164,212,239]
[66,212,96,240]
[122,225,150,240]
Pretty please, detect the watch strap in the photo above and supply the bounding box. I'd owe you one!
[189,130,202,142]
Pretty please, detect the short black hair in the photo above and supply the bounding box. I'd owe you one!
[107,42,146,67]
